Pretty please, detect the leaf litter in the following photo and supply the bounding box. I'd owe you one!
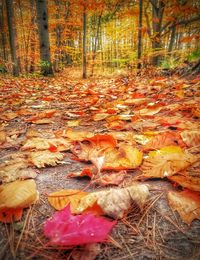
[0,71,200,259]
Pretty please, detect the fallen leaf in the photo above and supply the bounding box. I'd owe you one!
[141,146,198,178]
[0,131,6,144]
[168,190,200,224]
[48,189,88,212]
[22,137,72,151]
[181,130,200,147]
[71,243,101,260]
[0,179,38,209]
[168,174,200,192]
[76,183,149,219]
[0,208,23,223]
[143,132,185,151]
[44,206,116,246]
[103,144,143,170]
[29,151,64,168]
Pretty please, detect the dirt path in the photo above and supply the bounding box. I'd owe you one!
[0,71,200,259]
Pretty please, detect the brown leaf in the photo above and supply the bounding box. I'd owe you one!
[181,130,200,147]
[168,174,200,192]
[168,190,200,224]
[72,243,101,260]
[29,151,64,168]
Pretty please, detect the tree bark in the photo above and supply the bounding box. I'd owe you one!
[5,0,19,76]
[137,0,143,70]
[151,0,165,66]
[36,0,53,76]
[82,7,87,79]
[168,25,176,54]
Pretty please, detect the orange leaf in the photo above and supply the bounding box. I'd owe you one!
[85,134,117,149]
[168,190,200,224]
[0,208,23,223]
[143,132,185,151]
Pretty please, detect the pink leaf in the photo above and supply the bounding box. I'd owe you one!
[44,206,116,246]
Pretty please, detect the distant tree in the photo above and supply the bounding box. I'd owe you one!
[5,0,19,76]
[83,5,87,79]
[137,0,143,69]
[36,0,53,76]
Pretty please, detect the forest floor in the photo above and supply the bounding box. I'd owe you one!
[0,68,200,260]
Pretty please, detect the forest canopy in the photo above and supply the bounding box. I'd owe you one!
[0,0,200,76]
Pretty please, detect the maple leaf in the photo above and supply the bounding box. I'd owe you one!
[76,183,149,219]
[29,151,64,168]
[44,206,116,246]
[168,190,200,224]
[141,146,198,178]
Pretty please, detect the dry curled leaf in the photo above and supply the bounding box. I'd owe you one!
[141,146,198,178]
[0,130,6,144]
[168,190,200,224]
[29,150,64,168]
[76,182,149,219]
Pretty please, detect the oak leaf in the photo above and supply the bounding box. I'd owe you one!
[168,190,200,224]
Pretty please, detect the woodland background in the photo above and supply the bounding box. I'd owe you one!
[0,0,200,77]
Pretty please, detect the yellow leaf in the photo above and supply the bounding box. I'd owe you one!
[141,148,198,178]
[168,190,200,224]
[48,189,88,212]
[0,179,38,210]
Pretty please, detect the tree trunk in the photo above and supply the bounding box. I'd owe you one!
[29,0,36,73]
[168,25,176,54]
[151,0,165,66]
[36,0,53,76]
[137,0,143,70]
[5,0,19,76]
[82,8,87,79]
[91,13,102,76]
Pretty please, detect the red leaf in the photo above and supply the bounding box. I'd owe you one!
[44,206,116,246]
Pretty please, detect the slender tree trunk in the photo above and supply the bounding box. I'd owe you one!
[137,0,143,69]
[0,3,7,64]
[5,0,19,76]
[82,7,87,79]
[151,0,165,66]
[91,13,102,76]
[29,0,36,73]
[168,25,176,53]
[36,0,53,76]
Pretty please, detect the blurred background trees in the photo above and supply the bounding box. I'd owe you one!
[0,0,200,76]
